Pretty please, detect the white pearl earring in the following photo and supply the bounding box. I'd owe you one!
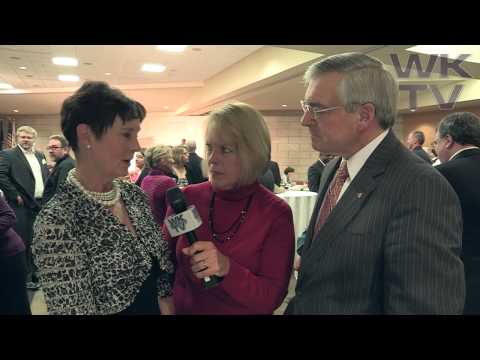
[86,144,91,149]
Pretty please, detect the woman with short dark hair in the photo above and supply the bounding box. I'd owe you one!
[33,81,175,315]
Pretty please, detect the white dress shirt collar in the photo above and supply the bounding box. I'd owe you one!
[342,130,389,183]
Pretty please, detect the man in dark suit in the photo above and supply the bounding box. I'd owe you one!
[186,140,207,184]
[43,134,75,204]
[406,130,432,164]
[268,160,281,187]
[434,112,480,314]
[286,52,464,314]
[0,126,49,290]
[307,154,334,192]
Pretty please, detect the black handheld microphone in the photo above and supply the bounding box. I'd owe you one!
[165,187,223,289]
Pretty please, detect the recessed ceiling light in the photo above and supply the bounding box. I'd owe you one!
[163,106,169,109]
[141,63,166,73]
[191,48,202,52]
[19,66,27,70]
[58,74,80,82]
[0,83,14,90]
[410,108,416,112]
[105,72,111,76]
[13,109,19,113]
[52,57,79,67]
[281,104,288,107]
[156,45,187,52]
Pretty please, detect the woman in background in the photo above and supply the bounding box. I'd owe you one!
[171,145,190,188]
[128,150,145,183]
[141,145,178,226]
[164,102,295,314]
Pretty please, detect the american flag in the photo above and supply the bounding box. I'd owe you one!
[0,118,15,150]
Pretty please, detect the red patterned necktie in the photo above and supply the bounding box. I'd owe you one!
[313,160,349,237]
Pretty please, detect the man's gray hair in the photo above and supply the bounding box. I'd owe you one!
[186,140,197,152]
[412,130,425,145]
[304,52,398,129]
[438,112,480,147]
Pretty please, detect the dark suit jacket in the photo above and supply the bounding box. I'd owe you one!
[0,146,49,210]
[258,168,275,192]
[435,147,480,314]
[413,146,432,164]
[307,160,325,192]
[187,152,207,184]
[42,155,75,205]
[268,161,281,186]
[286,131,465,314]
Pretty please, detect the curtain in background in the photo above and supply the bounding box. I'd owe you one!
[0,117,15,150]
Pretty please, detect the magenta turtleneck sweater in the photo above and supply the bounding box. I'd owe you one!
[163,181,295,314]
[141,169,177,226]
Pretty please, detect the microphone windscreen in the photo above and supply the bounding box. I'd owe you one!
[166,186,188,213]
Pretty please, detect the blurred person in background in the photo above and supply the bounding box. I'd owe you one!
[141,144,177,226]
[0,193,31,314]
[128,150,145,183]
[172,145,191,188]
[406,130,432,164]
[434,112,480,314]
[42,134,75,205]
[186,140,207,184]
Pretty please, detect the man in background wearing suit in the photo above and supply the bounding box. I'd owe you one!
[406,130,433,164]
[285,52,464,314]
[268,160,281,187]
[307,153,334,192]
[42,134,75,205]
[186,139,207,184]
[0,126,49,290]
[434,112,480,314]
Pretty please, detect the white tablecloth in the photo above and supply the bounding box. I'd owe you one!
[277,190,318,243]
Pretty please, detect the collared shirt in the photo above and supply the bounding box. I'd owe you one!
[449,146,480,161]
[18,145,45,198]
[337,130,389,203]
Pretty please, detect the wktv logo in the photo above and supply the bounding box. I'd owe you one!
[390,54,472,110]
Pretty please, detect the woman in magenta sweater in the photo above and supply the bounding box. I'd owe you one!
[163,102,295,314]
[141,145,177,226]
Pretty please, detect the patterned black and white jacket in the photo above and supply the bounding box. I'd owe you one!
[32,178,175,315]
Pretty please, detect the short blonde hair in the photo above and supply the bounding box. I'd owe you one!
[206,102,271,185]
[16,125,38,139]
[144,145,172,169]
[172,145,188,165]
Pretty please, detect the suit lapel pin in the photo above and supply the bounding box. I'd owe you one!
[357,193,364,199]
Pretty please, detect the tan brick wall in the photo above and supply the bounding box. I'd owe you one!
[265,115,318,183]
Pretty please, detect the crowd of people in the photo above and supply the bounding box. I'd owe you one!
[1,51,479,315]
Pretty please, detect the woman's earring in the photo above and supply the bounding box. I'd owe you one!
[86,144,92,149]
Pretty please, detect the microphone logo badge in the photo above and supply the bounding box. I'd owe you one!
[168,214,187,232]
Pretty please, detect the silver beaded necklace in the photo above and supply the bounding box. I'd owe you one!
[67,168,121,207]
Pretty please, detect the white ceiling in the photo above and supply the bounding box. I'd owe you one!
[1,44,480,116]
